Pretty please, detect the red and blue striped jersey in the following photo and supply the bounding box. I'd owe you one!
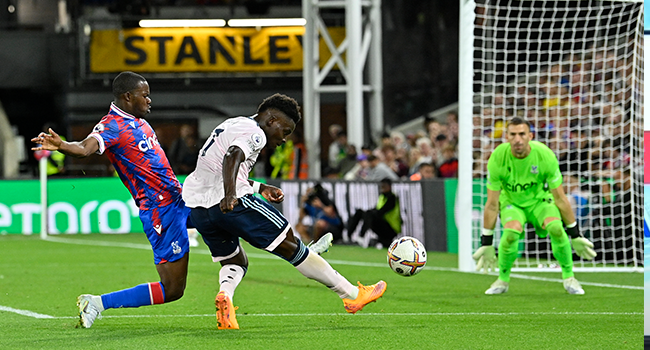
[89,103,182,210]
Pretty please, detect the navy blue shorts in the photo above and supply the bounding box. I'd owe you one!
[139,197,191,264]
[189,194,290,262]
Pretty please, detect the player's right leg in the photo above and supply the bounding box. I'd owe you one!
[485,205,526,295]
[273,229,386,314]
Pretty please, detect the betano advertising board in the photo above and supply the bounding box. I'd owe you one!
[0,177,143,235]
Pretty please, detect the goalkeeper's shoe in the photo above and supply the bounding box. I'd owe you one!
[215,291,239,330]
[485,279,509,295]
[308,232,333,255]
[343,281,387,314]
[76,294,102,328]
[563,277,585,295]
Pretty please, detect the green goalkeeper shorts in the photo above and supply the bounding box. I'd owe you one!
[499,197,561,238]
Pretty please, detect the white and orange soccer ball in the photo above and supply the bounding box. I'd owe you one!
[387,236,427,277]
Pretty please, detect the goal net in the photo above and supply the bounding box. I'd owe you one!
[459,0,644,272]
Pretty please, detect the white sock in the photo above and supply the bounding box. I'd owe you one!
[92,295,105,312]
[295,251,359,300]
[219,264,246,299]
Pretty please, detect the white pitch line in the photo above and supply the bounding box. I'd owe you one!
[43,236,642,290]
[12,311,644,320]
[0,305,54,319]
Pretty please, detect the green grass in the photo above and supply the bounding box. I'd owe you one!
[0,234,642,349]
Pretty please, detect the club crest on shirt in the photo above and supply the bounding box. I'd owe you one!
[531,165,538,174]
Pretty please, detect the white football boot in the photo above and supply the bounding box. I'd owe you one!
[563,277,585,295]
[308,232,334,255]
[77,294,103,328]
[485,279,509,295]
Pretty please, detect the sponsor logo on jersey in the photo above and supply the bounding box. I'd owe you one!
[154,224,162,235]
[531,165,538,174]
[138,133,160,152]
[129,121,136,129]
[504,181,538,192]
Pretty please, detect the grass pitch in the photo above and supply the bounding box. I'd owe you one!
[0,233,642,349]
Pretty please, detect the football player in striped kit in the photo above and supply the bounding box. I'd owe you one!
[182,93,386,329]
[32,71,192,328]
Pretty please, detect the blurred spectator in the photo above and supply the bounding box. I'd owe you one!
[412,137,435,172]
[565,175,590,227]
[381,145,409,178]
[433,134,449,167]
[168,124,199,175]
[288,130,308,179]
[270,131,308,179]
[438,145,458,178]
[295,183,344,244]
[343,154,370,180]
[39,123,66,176]
[328,130,357,176]
[366,154,399,181]
[269,136,292,179]
[347,178,402,249]
[409,162,436,181]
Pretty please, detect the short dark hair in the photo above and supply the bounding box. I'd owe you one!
[257,93,301,124]
[506,116,532,131]
[112,71,146,98]
[380,178,393,186]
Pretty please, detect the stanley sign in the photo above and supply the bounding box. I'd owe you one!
[89,26,345,73]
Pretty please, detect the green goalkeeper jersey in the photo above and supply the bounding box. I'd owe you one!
[486,140,563,208]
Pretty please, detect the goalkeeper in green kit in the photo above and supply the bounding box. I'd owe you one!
[473,117,596,295]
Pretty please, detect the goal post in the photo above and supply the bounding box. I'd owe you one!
[458,0,644,272]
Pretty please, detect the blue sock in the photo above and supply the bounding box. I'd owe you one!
[101,282,166,309]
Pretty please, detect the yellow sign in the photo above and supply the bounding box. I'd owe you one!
[89,27,345,73]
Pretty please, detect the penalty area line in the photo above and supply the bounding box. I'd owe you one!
[0,305,55,319]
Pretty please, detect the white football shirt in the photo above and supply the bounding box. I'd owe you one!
[182,116,266,208]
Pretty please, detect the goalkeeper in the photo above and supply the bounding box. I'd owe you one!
[473,117,596,295]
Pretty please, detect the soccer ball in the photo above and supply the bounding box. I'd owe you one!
[387,236,427,276]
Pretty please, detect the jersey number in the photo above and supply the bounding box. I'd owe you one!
[200,128,224,156]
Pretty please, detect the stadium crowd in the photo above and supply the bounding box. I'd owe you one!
[264,111,460,182]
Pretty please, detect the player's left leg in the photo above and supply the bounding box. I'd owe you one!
[534,202,585,294]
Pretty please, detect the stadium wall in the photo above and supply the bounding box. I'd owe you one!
[0,177,462,253]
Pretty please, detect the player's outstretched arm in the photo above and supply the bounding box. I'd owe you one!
[31,128,99,158]
[550,186,596,260]
[473,189,499,273]
[220,146,245,213]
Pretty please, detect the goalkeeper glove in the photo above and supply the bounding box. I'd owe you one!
[566,222,596,260]
[473,229,497,274]
[571,237,596,260]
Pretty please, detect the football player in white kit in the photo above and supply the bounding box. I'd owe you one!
[182,94,386,330]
